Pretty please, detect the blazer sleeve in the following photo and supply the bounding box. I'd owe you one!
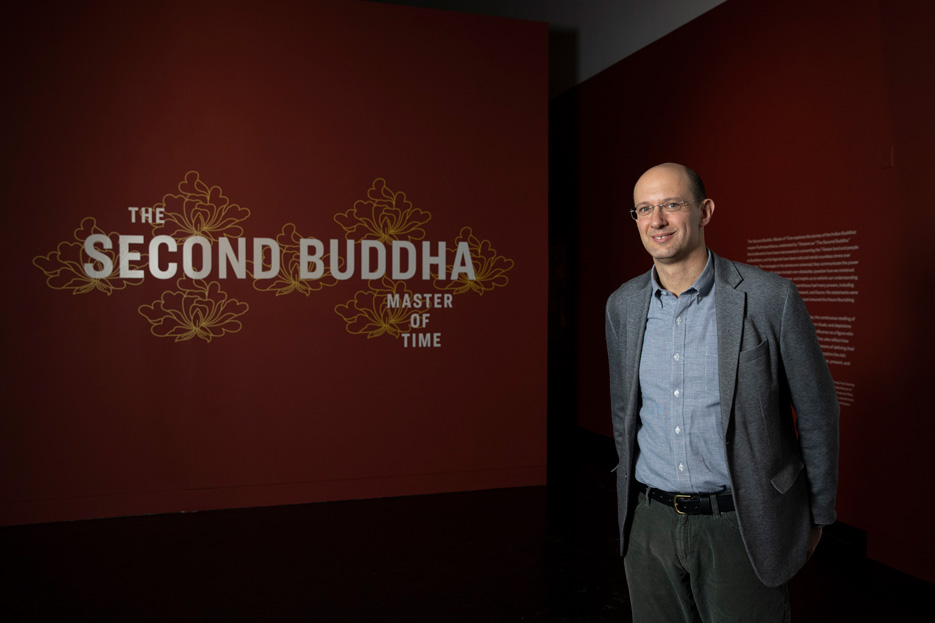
[605,294,629,456]
[779,283,840,526]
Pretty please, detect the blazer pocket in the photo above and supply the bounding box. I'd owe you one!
[770,455,805,494]
[739,338,769,364]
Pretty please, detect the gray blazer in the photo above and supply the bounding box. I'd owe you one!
[605,250,839,587]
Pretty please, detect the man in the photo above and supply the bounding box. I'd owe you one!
[605,163,839,622]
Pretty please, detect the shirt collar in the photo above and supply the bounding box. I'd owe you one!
[650,249,715,298]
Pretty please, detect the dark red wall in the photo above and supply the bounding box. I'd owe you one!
[1,1,547,525]
[560,0,934,581]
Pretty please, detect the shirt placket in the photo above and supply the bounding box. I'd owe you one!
[671,292,692,490]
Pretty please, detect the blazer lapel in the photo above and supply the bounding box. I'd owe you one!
[714,253,745,436]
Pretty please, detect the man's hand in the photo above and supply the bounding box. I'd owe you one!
[807,525,823,560]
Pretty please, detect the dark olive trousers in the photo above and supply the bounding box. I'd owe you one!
[624,490,790,623]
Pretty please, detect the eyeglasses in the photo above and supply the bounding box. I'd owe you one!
[630,200,698,220]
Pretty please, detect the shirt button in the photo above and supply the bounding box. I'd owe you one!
[676,317,682,325]
[674,353,680,361]
[675,427,681,434]
[674,389,680,397]
[678,463,685,472]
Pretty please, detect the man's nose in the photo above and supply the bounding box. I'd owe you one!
[649,205,667,227]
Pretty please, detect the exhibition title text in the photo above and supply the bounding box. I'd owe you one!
[82,207,477,282]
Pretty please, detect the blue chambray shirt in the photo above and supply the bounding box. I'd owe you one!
[634,250,731,494]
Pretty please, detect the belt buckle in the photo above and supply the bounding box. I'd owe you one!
[673,494,690,515]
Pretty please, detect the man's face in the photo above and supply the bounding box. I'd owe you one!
[632,165,713,266]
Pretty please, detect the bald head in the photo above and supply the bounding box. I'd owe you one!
[634,163,706,203]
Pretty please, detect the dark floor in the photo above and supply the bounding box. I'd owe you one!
[2,430,932,622]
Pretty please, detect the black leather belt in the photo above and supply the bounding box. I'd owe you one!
[635,482,735,515]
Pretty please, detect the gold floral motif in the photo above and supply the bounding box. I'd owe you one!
[434,226,514,296]
[34,175,513,343]
[335,276,415,338]
[253,223,340,296]
[33,217,145,295]
[334,178,430,243]
[139,279,249,343]
[151,171,250,242]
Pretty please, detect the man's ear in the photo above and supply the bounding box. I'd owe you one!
[699,198,715,227]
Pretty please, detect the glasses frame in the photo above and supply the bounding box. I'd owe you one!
[629,199,699,221]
